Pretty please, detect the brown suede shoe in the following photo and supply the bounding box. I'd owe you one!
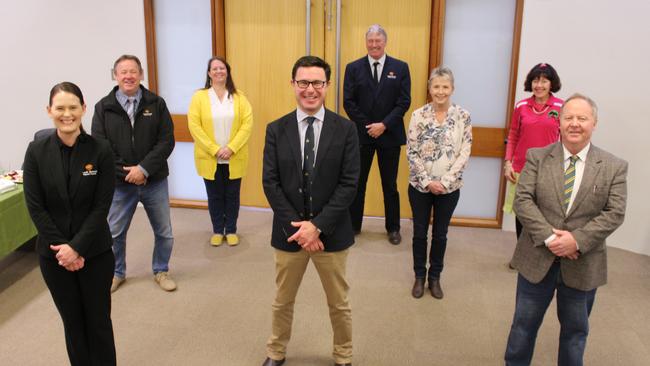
[429,278,443,299]
[411,278,425,298]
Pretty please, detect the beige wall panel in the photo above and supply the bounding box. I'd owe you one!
[225,0,308,207]
[337,0,432,218]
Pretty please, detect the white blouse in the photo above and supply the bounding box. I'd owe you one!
[208,88,235,164]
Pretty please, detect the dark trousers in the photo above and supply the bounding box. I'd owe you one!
[408,185,460,280]
[349,144,401,232]
[515,217,523,239]
[204,164,242,234]
[505,262,596,366]
[39,250,116,366]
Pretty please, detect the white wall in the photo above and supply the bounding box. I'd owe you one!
[0,0,147,171]
[503,0,650,255]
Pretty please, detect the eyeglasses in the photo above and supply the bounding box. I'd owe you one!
[294,80,327,89]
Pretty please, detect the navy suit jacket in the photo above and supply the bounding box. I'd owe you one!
[23,132,115,260]
[262,109,360,252]
[343,55,411,147]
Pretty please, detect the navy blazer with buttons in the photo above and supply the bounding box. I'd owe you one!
[343,55,411,147]
[262,109,360,252]
[23,132,115,260]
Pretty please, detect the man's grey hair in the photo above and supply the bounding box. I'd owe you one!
[561,93,598,121]
[366,24,387,41]
[428,66,455,88]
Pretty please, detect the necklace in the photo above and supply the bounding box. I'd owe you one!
[531,103,550,115]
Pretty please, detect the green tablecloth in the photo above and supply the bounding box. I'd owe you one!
[0,185,37,257]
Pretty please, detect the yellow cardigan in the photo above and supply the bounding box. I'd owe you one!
[187,89,253,180]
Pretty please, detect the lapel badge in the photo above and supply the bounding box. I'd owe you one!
[82,163,98,176]
[143,109,153,117]
[387,71,397,79]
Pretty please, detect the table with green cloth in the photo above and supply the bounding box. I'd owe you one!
[0,185,37,257]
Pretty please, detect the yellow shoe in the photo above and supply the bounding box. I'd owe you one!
[226,234,239,246]
[210,234,224,246]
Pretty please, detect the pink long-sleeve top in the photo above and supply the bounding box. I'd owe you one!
[505,95,563,172]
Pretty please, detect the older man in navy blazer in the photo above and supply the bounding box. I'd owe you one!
[505,94,628,365]
[344,24,411,244]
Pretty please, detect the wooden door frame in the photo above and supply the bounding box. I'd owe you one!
[143,0,525,223]
[428,0,525,228]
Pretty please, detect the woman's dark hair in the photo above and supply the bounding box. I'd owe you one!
[49,81,85,106]
[203,56,237,95]
[523,63,561,93]
[48,81,87,134]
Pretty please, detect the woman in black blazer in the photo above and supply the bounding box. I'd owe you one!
[23,82,116,365]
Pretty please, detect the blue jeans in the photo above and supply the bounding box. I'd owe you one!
[505,262,596,366]
[408,185,460,280]
[108,178,174,278]
[204,164,241,234]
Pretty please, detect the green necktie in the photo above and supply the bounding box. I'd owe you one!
[563,155,578,212]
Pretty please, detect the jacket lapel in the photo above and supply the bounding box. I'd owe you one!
[546,143,567,214]
[567,146,601,217]
[283,112,303,174]
[314,110,335,178]
[46,134,71,210]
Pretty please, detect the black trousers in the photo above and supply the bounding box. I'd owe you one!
[349,144,401,232]
[408,185,460,280]
[39,249,116,366]
[204,164,242,235]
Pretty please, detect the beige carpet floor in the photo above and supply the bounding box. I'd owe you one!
[0,207,649,366]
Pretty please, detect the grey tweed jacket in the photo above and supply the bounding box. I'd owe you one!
[511,142,627,291]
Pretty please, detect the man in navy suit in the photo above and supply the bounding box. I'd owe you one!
[261,56,359,366]
[344,24,411,244]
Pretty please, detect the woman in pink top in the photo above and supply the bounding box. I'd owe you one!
[504,63,563,238]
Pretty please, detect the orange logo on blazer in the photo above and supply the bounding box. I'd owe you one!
[143,109,153,117]
[82,163,98,176]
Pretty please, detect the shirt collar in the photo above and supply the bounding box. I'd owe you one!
[296,106,326,124]
[116,88,142,107]
[528,93,557,107]
[368,53,386,66]
[563,142,590,162]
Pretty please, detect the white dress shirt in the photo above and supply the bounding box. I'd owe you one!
[367,54,386,82]
[296,106,325,165]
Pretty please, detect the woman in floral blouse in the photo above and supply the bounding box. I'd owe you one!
[406,67,472,300]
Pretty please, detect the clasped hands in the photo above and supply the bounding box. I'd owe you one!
[124,165,146,185]
[366,122,386,139]
[50,244,85,271]
[427,181,446,195]
[548,229,580,260]
[287,221,324,252]
[215,146,234,160]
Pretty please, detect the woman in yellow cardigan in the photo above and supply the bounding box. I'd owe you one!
[188,56,253,246]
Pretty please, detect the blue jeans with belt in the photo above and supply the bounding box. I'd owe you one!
[108,178,174,278]
[505,261,596,366]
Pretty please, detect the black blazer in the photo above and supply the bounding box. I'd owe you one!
[343,55,411,147]
[262,109,360,252]
[23,132,115,259]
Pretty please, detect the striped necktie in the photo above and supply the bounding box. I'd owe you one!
[563,155,578,212]
[126,97,136,126]
[302,117,315,218]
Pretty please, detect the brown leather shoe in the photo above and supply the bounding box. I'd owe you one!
[334,363,352,366]
[411,278,425,298]
[387,231,401,245]
[429,278,443,299]
[262,357,285,366]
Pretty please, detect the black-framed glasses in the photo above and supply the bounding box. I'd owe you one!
[294,80,327,89]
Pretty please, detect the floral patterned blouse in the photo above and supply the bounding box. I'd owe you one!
[407,103,473,194]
